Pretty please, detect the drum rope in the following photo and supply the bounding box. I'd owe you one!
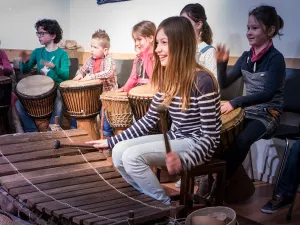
[60,127,174,212]
[0,127,176,224]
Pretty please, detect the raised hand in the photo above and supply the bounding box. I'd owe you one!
[216,44,230,62]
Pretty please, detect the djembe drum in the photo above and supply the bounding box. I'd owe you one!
[217,102,255,203]
[0,76,12,135]
[128,84,171,134]
[219,105,244,154]
[100,91,133,135]
[16,75,57,132]
[59,80,103,139]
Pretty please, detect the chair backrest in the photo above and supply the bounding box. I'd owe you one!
[283,68,300,113]
[219,66,244,101]
[114,59,134,88]
[69,58,79,80]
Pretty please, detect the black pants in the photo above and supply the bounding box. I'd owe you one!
[222,118,267,179]
[277,139,300,197]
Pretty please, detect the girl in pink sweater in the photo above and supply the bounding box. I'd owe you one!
[118,21,156,92]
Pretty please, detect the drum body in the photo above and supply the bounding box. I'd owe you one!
[219,106,244,153]
[16,75,57,132]
[16,75,57,118]
[0,76,12,116]
[128,84,171,134]
[59,80,103,118]
[218,103,254,203]
[100,91,132,134]
[59,80,103,139]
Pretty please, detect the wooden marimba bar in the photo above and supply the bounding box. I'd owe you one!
[0,129,171,225]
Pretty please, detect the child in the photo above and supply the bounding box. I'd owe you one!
[176,3,218,193]
[73,29,117,137]
[118,21,156,92]
[261,139,300,214]
[16,19,69,132]
[180,3,217,78]
[87,16,221,205]
[217,5,285,186]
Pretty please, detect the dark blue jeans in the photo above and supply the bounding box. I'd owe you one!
[222,118,267,179]
[15,90,64,132]
[277,139,300,197]
[70,109,114,136]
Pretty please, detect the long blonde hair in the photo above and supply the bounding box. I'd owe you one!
[151,16,218,110]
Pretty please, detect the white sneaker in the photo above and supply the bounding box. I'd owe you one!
[175,179,181,188]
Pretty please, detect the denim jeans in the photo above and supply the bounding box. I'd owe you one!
[100,108,114,136]
[112,134,196,205]
[277,139,300,197]
[16,90,64,132]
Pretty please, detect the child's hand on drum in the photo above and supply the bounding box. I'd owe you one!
[166,152,182,175]
[73,74,83,81]
[20,51,30,63]
[221,101,234,114]
[86,139,109,150]
[116,88,124,92]
[216,44,230,62]
[80,74,92,81]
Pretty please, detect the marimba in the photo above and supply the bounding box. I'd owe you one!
[0,130,171,225]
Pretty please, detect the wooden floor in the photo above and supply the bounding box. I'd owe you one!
[105,156,300,224]
[163,180,300,225]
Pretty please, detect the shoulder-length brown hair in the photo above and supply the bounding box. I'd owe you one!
[151,16,218,110]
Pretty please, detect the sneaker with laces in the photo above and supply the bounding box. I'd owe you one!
[261,193,293,214]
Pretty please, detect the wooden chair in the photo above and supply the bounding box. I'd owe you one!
[157,159,226,217]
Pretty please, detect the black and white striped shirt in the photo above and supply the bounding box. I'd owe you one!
[107,71,221,171]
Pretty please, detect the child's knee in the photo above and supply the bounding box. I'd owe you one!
[112,142,129,168]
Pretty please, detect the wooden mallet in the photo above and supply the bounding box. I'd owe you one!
[156,104,172,153]
[53,140,98,150]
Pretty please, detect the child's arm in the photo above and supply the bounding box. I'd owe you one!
[91,56,115,80]
[121,57,139,92]
[20,50,37,73]
[48,51,70,81]
[73,57,91,80]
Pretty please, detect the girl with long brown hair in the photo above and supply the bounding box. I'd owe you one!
[87,16,221,204]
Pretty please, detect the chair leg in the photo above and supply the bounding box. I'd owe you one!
[248,151,255,182]
[287,190,297,221]
[179,173,190,217]
[156,167,161,182]
[215,171,225,206]
[273,138,290,198]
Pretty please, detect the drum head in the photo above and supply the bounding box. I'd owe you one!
[16,75,55,97]
[60,79,102,88]
[221,106,244,130]
[0,76,11,83]
[128,84,156,97]
[100,91,128,100]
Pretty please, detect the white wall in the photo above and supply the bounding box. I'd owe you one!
[2,0,300,58]
[0,0,70,50]
[69,0,300,58]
